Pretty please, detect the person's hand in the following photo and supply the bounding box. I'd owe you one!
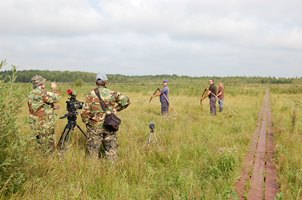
[53,104,60,110]
[51,82,57,90]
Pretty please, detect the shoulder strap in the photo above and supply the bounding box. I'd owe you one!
[94,88,108,112]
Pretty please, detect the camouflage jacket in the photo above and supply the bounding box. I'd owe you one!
[81,86,130,125]
[28,87,61,120]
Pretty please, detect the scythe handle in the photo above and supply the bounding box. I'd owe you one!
[149,88,160,103]
[209,91,238,115]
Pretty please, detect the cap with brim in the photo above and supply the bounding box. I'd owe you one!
[96,73,108,81]
[31,75,46,87]
[163,80,168,83]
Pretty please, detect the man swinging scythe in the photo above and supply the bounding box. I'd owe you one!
[200,79,217,115]
[200,80,237,115]
[149,80,174,115]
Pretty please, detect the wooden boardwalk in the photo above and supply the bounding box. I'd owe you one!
[235,91,279,199]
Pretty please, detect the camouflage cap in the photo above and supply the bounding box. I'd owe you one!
[31,75,46,87]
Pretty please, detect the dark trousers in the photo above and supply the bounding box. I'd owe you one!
[161,101,169,115]
[210,97,217,115]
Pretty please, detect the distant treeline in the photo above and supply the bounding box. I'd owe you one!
[0,69,299,84]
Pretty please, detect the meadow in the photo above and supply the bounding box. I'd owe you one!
[1,71,302,199]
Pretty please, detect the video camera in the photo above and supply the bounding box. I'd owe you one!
[58,89,86,151]
[60,89,83,120]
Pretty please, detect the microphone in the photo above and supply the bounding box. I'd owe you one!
[149,122,155,132]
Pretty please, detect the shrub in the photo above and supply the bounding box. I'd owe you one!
[73,79,84,87]
[0,61,28,196]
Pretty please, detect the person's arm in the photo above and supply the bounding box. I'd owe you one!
[207,86,212,97]
[217,90,222,97]
[42,82,60,104]
[114,92,130,112]
[81,93,93,124]
[217,87,224,98]
[151,89,161,98]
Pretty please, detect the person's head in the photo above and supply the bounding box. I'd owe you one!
[162,79,168,86]
[209,79,214,85]
[31,75,46,89]
[96,73,108,86]
[218,82,223,87]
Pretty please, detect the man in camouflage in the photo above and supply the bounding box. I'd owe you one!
[81,73,130,161]
[28,75,61,154]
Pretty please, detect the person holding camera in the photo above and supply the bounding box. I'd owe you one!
[81,73,130,161]
[28,75,61,154]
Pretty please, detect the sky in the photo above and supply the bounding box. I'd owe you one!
[0,0,301,77]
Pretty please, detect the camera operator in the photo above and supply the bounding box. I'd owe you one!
[81,73,130,161]
[28,75,61,154]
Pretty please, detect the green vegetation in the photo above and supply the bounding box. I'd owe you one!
[271,86,302,199]
[0,61,29,196]
[0,66,301,199]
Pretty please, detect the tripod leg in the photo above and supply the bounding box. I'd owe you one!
[147,131,153,145]
[58,126,74,151]
[153,131,160,148]
[58,125,68,150]
[147,131,159,148]
[76,125,87,139]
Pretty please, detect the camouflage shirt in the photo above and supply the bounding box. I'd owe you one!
[28,87,61,120]
[81,86,130,126]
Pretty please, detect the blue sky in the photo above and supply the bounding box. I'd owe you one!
[0,0,301,77]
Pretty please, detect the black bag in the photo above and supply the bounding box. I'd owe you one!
[104,113,121,131]
[94,88,121,131]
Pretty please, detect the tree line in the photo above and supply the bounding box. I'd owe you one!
[0,69,298,84]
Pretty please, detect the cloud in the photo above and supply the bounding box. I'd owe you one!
[0,0,301,77]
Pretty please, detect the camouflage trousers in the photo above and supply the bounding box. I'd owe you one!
[85,123,118,161]
[29,115,56,154]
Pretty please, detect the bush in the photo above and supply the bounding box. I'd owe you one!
[73,79,84,87]
[0,61,28,196]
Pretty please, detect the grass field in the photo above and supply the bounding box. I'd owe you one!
[1,80,302,199]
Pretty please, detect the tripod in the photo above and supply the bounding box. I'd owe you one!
[58,113,87,151]
[147,122,159,147]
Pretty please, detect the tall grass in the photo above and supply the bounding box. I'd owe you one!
[0,69,301,199]
[1,81,267,199]
[271,89,302,199]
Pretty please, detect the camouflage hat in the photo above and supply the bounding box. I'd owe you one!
[31,75,46,87]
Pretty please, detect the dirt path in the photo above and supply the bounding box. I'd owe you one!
[235,91,279,199]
